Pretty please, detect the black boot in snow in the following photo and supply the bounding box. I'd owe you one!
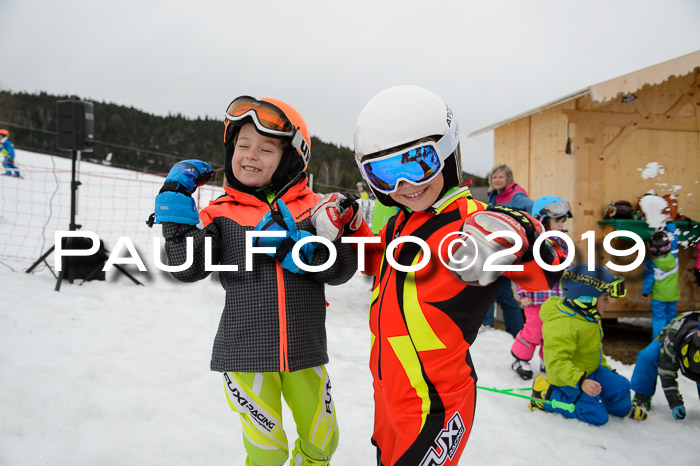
[511,353,533,380]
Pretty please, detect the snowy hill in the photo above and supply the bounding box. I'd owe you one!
[0,151,698,465]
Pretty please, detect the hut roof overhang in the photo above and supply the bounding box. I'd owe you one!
[468,50,700,138]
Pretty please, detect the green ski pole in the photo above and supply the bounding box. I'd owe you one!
[476,385,575,413]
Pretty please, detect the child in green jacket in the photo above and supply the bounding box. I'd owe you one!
[530,264,647,424]
[642,227,680,338]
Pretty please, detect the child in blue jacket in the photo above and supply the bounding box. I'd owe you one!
[0,129,21,178]
[630,312,700,420]
[642,225,679,338]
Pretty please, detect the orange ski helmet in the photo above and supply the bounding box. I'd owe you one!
[223,96,311,190]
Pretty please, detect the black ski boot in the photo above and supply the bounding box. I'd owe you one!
[511,352,533,380]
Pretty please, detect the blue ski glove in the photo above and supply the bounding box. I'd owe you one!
[152,160,212,225]
[254,203,292,251]
[672,405,686,421]
[254,199,317,274]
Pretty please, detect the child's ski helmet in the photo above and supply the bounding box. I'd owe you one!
[223,96,311,191]
[647,230,672,256]
[679,330,700,382]
[560,264,625,318]
[0,129,9,138]
[353,85,462,208]
[603,200,635,220]
[531,196,572,223]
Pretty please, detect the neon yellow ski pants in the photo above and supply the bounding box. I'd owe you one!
[223,366,339,466]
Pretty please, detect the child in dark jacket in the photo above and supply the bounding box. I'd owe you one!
[630,311,700,420]
[152,96,357,466]
[531,264,646,425]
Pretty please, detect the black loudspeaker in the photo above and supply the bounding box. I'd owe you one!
[56,97,95,152]
[61,237,107,283]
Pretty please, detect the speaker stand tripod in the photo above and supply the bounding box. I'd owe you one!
[26,150,143,291]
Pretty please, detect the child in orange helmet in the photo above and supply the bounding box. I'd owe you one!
[1,129,21,178]
[152,96,357,466]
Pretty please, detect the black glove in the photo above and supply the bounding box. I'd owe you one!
[487,205,550,264]
[487,205,564,287]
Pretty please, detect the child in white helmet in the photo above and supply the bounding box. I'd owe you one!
[311,85,563,465]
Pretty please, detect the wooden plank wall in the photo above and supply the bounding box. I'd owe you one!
[597,72,699,313]
[491,69,700,316]
[493,104,578,230]
[494,118,530,190]
[529,104,577,203]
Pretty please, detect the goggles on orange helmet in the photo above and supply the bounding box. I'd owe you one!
[224,96,307,158]
[357,121,459,194]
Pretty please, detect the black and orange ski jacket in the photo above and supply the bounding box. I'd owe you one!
[162,179,357,373]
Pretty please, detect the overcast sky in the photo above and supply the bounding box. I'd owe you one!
[2,0,699,176]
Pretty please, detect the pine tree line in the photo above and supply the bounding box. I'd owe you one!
[0,90,487,191]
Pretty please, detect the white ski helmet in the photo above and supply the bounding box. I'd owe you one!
[354,85,462,207]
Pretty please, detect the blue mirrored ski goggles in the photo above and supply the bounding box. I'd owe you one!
[358,143,444,194]
[358,119,459,194]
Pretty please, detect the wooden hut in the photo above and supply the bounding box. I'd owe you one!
[469,51,700,317]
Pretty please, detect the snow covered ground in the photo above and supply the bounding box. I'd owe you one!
[1,152,699,465]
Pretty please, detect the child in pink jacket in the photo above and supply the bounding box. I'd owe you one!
[511,196,572,379]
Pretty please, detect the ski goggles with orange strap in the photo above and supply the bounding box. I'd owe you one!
[358,122,460,194]
[224,96,307,154]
